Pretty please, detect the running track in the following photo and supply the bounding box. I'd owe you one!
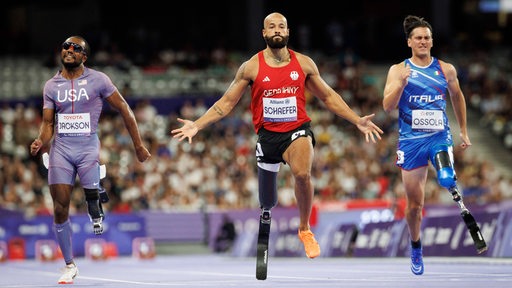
[1,254,511,287]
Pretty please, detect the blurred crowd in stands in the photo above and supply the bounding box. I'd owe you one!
[1,44,511,219]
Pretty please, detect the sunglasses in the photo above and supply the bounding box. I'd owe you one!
[61,42,86,54]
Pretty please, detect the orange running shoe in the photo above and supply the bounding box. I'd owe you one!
[298,229,320,258]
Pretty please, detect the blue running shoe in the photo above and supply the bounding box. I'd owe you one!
[410,247,424,275]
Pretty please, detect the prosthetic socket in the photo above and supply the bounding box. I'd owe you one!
[84,188,103,220]
[258,166,278,211]
[431,146,466,211]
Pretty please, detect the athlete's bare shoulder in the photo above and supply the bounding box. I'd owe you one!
[293,51,318,76]
[438,59,455,71]
[388,61,405,73]
[437,59,457,80]
[235,53,259,82]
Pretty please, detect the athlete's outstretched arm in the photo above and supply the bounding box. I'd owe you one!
[300,54,383,143]
[171,61,252,144]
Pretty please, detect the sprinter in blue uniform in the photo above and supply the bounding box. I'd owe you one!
[383,15,472,275]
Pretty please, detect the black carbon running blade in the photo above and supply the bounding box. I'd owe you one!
[256,212,271,280]
[461,210,488,254]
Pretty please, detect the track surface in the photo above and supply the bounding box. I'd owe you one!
[1,254,511,287]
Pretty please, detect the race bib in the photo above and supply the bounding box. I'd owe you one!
[411,110,444,131]
[57,113,91,136]
[263,96,297,122]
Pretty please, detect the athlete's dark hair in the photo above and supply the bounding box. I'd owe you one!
[403,15,433,39]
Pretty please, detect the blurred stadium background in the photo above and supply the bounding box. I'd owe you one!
[1,0,512,260]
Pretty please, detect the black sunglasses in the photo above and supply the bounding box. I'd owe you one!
[62,42,86,54]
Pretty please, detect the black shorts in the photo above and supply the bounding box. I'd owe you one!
[256,122,315,164]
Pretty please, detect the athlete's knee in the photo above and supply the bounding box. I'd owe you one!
[406,203,423,220]
[53,206,69,223]
[293,170,311,186]
[431,147,457,189]
[257,164,279,210]
[51,193,69,216]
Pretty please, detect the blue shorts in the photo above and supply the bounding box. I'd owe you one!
[396,132,453,170]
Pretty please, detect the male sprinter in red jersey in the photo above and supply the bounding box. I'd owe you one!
[172,12,383,260]
[30,35,151,284]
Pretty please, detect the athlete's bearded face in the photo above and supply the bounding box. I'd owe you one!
[61,41,86,69]
[264,34,289,49]
[61,58,82,69]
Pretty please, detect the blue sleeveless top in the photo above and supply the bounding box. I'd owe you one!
[398,57,451,141]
